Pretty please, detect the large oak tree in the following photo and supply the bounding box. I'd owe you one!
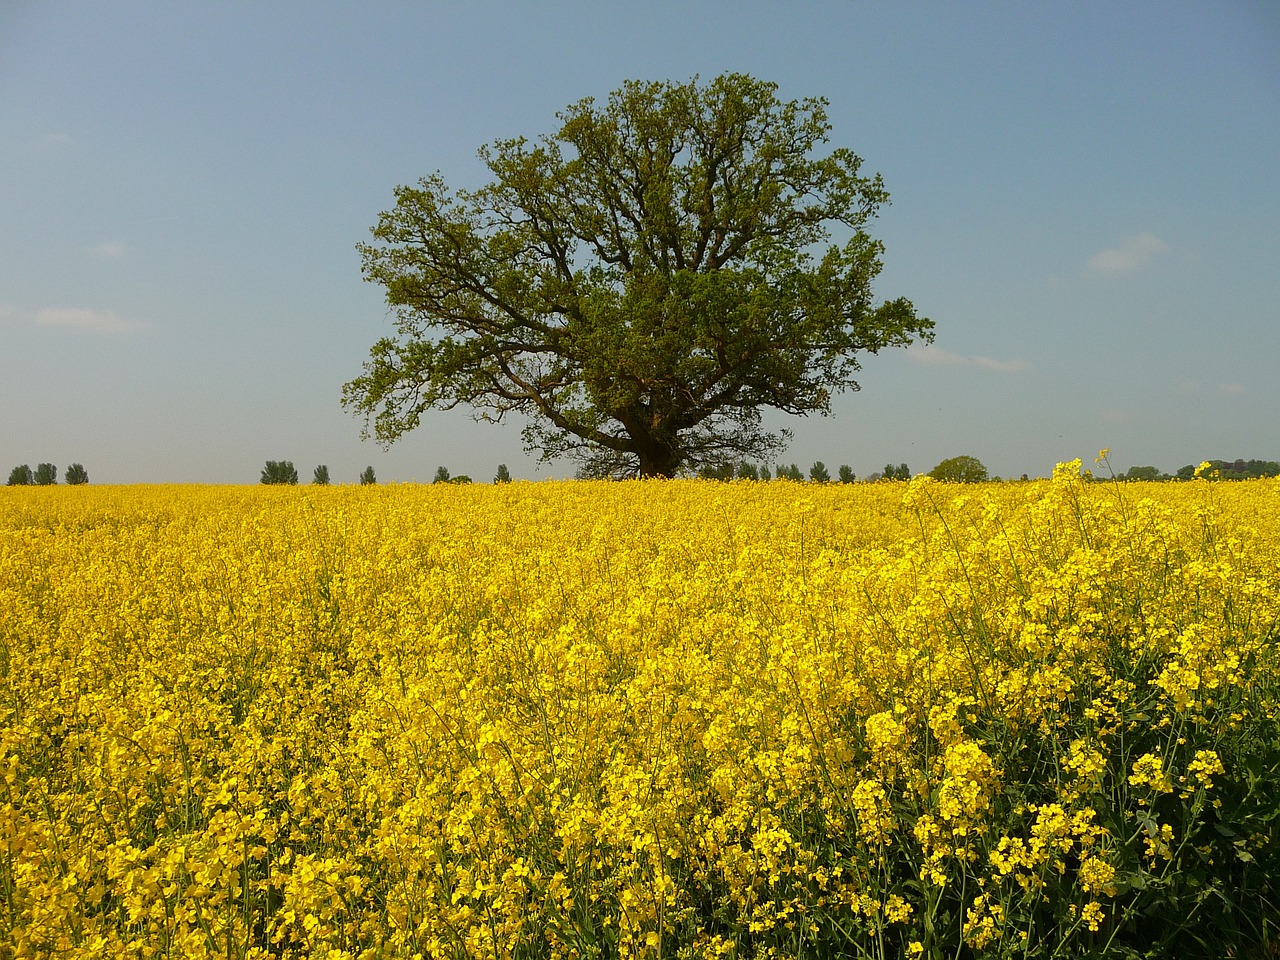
[345,73,933,477]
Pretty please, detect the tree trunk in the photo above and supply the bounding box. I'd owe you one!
[636,444,679,478]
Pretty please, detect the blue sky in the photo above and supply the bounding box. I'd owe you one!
[2,1,1276,483]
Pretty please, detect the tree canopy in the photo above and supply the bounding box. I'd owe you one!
[929,455,989,483]
[260,461,299,485]
[344,72,932,477]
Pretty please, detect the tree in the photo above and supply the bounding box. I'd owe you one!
[758,464,771,481]
[65,463,89,485]
[882,463,910,480]
[929,455,988,483]
[1122,465,1167,481]
[494,463,512,483]
[261,461,299,485]
[809,461,831,483]
[838,464,856,483]
[360,466,377,485]
[697,462,735,480]
[433,466,451,484]
[313,465,331,485]
[33,463,57,485]
[344,73,932,478]
[736,461,760,481]
[7,464,33,486]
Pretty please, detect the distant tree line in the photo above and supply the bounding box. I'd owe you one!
[1113,459,1280,482]
[13,454,1271,488]
[691,457,970,483]
[6,463,88,485]
[258,461,516,485]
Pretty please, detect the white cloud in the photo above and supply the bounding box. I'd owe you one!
[92,241,126,259]
[36,307,142,335]
[1087,233,1167,275]
[910,345,1029,373]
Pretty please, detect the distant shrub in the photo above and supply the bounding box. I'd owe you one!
[261,461,299,485]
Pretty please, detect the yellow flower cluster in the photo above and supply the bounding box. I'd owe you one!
[1,470,1276,957]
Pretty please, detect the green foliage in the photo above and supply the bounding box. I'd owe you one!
[808,460,831,483]
[7,464,33,486]
[928,454,988,483]
[775,463,805,481]
[360,466,377,485]
[433,466,451,484]
[735,461,760,481]
[313,465,331,485]
[838,464,856,483]
[32,463,57,485]
[697,462,735,481]
[882,462,911,480]
[260,461,298,485]
[344,72,932,477]
[758,464,771,481]
[1204,458,1280,480]
[64,463,88,485]
[494,463,512,484]
[1122,465,1169,481]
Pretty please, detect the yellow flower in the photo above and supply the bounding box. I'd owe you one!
[1129,753,1173,793]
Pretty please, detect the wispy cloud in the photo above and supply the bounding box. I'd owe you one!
[36,307,143,335]
[1088,233,1167,275]
[37,131,76,149]
[1177,379,1246,398]
[911,345,1029,373]
[91,241,126,259]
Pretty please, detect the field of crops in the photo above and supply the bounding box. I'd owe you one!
[1,464,1277,959]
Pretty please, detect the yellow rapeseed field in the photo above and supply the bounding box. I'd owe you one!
[1,462,1277,958]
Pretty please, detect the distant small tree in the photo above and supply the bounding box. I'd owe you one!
[698,462,735,480]
[313,465,331,485]
[433,466,451,484]
[929,455,988,483]
[261,460,299,484]
[1176,464,1196,480]
[65,463,89,485]
[758,464,771,481]
[838,464,856,483]
[809,461,831,483]
[450,474,473,484]
[360,466,377,485]
[7,464,33,486]
[33,463,57,485]
[777,464,805,481]
[882,463,911,480]
[494,464,512,483]
[736,462,760,481]
[1122,465,1167,481]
